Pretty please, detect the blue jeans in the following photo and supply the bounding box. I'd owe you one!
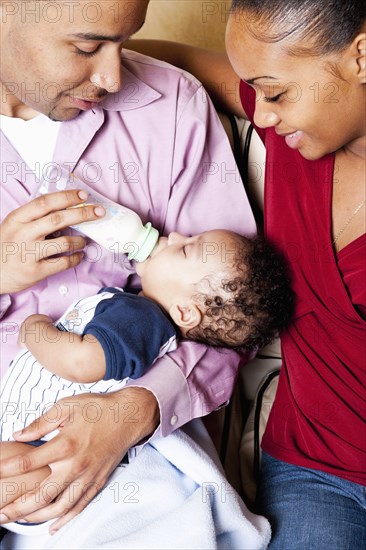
[257,452,366,549]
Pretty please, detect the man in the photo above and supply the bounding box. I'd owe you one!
[0,0,255,534]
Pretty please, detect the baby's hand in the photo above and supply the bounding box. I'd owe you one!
[18,314,53,348]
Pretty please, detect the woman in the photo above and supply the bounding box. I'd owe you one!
[129,1,366,547]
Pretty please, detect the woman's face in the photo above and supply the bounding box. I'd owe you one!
[226,13,365,160]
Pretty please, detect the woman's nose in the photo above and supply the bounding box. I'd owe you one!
[253,101,280,129]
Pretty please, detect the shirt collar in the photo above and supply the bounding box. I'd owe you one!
[100,54,162,112]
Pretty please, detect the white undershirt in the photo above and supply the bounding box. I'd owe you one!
[0,113,61,178]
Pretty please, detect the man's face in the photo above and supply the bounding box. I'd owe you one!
[0,0,149,120]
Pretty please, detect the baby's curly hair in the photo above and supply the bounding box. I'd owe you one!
[187,235,294,352]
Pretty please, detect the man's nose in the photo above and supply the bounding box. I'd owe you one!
[90,53,122,93]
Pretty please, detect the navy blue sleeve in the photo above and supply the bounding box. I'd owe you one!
[83,291,177,380]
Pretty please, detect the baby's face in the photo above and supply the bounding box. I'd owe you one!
[136,229,241,311]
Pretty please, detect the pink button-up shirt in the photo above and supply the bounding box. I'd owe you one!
[0,51,256,435]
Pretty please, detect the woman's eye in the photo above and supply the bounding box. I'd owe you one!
[264,93,284,103]
[75,46,101,58]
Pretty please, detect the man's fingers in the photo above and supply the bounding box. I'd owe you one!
[0,476,60,523]
[48,483,102,534]
[0,391,150,525]
[31,204,105,240]
[38,251,85,277]
[2,466,103,526]
[21,236,85,263]
[7,191,89,224]
[43,236,86,256]
[14,246,84,288]
[5,190,105,240]
[13,406,68,444]
[2,412,70,478]
[0,472,67,523]
[0,442,57,478]
[25,475,102,528]
[3,251,84,294]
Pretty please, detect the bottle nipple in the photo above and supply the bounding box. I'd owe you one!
[128,223,159,262]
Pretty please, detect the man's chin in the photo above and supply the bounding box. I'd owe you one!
[47,106,82,122]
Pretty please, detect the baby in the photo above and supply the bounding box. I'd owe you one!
[0,228,293,534]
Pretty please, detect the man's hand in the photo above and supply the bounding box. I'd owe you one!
[0,190,105,295]
[0,388,159,534]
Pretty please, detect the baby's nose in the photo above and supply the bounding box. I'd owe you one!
[167,232,187,245]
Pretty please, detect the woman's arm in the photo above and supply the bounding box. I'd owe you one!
[125,39,246,118]
[20,314,106,383]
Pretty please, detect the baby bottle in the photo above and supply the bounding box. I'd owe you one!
[36,172,159,262]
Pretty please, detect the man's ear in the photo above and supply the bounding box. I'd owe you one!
[169,303,202,330]
[353,33,366,83]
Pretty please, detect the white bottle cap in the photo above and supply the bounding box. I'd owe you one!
[128,223,159,262]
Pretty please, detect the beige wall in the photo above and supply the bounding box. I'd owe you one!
[135,0,232,51]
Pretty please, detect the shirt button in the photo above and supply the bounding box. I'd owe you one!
[170,415,178,426]
[58,285,69,295]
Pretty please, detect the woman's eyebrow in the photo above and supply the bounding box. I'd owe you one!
[245,75,276,84]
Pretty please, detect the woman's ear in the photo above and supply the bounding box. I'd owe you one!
[353,33,366,83]
[169,303,202,330]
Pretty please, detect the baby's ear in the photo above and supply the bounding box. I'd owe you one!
[354,33,366,83]
[169,303,202,330]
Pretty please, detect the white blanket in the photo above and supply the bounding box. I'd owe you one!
[1,419,271,550]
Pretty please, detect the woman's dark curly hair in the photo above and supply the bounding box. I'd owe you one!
[186,235,294,352]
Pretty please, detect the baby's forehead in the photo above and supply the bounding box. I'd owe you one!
[200,230,247,254]
[200,228,239,242]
